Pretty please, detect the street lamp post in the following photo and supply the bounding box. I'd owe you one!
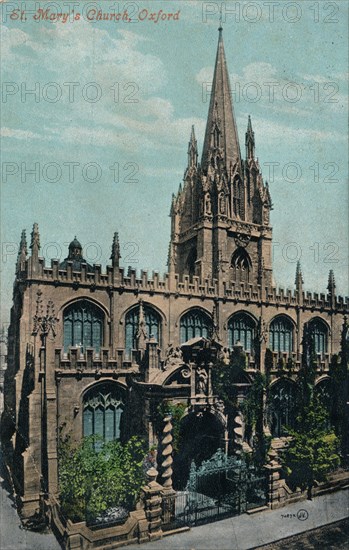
[32,290,58,498]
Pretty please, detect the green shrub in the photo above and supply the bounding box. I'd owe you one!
[58,435,146,522]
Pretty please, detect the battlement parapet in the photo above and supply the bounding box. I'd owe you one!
[18,260,349,312]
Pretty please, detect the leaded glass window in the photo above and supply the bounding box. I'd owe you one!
[125,306,161,357]
[63,300,103,351]
[268,380,297,437]
[83,383,124,446]
[309,318,328,354]
[180,309,212,343]
[228,313,256,352]
[269,316,294,353]
[231,248,251,283]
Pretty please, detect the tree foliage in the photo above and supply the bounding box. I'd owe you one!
[282,323,341,497]
[58,434,146,523]
[241,372,271,465]
[211,354,245,409]
[296,323,318,417]
[283,398,340,498]
[330,345,349,459]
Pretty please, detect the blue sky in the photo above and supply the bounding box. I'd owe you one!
[1,0,348,323]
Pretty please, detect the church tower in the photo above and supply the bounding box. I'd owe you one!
[169,28,273,288]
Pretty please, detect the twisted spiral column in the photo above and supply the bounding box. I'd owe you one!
[233,412,243,455]
[161,415,173,490]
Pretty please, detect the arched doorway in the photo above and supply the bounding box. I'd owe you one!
[173,410,224,489]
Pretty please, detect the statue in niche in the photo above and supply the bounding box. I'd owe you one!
[219,193,226,214]
[205,193,212,215]
[196,365,208,395]
[263,204,270,225]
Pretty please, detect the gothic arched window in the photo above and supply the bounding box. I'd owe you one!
[63,300,103,352]
[83,383,124,445]
[180,309,212,343]
[309,318,328,354]
[268,380,297,437]
[228,313,256,352]
[125,305,161,357]
[269,315,294,353]
[231,248,252,283]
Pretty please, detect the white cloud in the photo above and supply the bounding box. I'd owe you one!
[239,115,346,144]
[196,66,214,84]
[0,127,42,140]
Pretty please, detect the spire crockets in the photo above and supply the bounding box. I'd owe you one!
[110,232,121,268]
[201,27,241,171]
[16,229,27,273]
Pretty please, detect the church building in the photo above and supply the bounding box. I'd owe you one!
[1,28,348,518]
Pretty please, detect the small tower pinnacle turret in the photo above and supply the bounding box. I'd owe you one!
[16,229,27,273]
[327,269,336,308]
[136,300,147,352]
[30,223,40,259]
[110,232,121,268]
[188,125,198,168]
[295,261,303,286]
[245,115,255,160]
[295,261,304,303]
[28,222,41,275]
[328,269,336,292]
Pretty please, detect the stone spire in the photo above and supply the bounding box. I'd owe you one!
[201,27,241,172]
[245,115,255,160]
[16,229,27,273]
[110,232,121,268]
[187,125,198,168]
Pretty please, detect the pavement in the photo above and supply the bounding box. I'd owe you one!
[0,483,61,550]
[0,477,348,549]
[127,488,349,550]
